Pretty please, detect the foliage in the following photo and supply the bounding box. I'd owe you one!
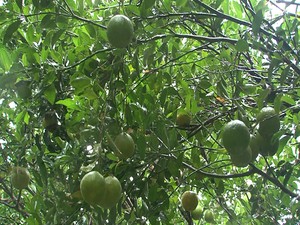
[0,0,299,224]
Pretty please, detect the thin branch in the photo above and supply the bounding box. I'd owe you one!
[193,0,300,75]
[58,48,112,71]
[162,153,255,179]
[276,0,300,6]
[62,0,106,29]
[250,163,299,198]
[137,33,238,45]
[182,160,255,179]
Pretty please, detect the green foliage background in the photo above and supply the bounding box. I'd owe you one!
[0,0,299,224]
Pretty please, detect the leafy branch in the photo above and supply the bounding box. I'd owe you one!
[250,163,299,198]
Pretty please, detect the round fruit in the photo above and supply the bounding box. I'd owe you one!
[191,205,203,220]
[176,113,191,127]
[114,132,135,159]
[181,191,198,212]
[15,80,32,99]
[204,209,215,223]
[43,112,58,132]
[107,15,134,48]
[257,107,280,138]
[249,134,260,161]
[80,171,106,206]
[11,167,30,190]
[229,146,252,167]
[222,120,250,152]
[98,176,122,209]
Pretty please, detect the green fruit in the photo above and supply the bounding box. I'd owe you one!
[98,176,122,209]
[114,132,135,159]
[43,112,58,132]
[222,120,250,153]
[15,80,32,99]
[257,107,280,138]
[191,205,203,220]
[249,134,260,161]
[107,15,134,48]
[181,191,198,212]
[229,146,252,167]
[80,171,106,206]
[204,209,215,223]
[11,167,30,190]
[176,113,191,127]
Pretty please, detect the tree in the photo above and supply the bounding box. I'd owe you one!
[0,0,299,224]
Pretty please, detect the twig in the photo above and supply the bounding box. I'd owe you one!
[62,0,106,29]
[250,163,299,198]
[57,48,112,71]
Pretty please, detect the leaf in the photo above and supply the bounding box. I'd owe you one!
[3,19,22,44]
[44,84,57,105]
[41,15,56,29]
[252,10,264,35]
[141,0,156,9]
[281,94,296,105]
[56,98,81,110]
[257,88,271,109]
[51,29,65,47]
[140,0,156,17]
[16,0,23,11]
[71,76,91,94]
[235,39,249,52]
[0,45,12,71]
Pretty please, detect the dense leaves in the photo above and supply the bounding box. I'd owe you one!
[0,0,299,224]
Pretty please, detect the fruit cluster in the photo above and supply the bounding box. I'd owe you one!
[222,106,280,167]
[181,191,214,222]
[80,171,122,209]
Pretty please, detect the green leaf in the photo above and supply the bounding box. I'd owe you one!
[281,94,296,105]
[3,19,22,44]
[235,39,249,52]
[141,0,156,9]
[51,29,65,47]
[70,76,91,94]
[0,45,12,71]
[257,88,271,109]
[44,84,57,105]
[56,98,81,110]
[140,0,156,17]
[16,0,23,11]
[41,15,56,29]
[252,10,264,35]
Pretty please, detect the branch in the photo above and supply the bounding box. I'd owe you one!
[276,0,300,6]
[250,164,299,198]
[62,0,106,29]
[182,160,255,179]
[186,107,237,140]
[173,33,238,44]
[0,183,29,218]
[193,0,300,74]
[162,153,254,179]
[137,33,238,45]
[58,48,112,71]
